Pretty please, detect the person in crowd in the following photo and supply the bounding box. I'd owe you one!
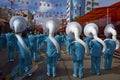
[66,22,88,79]
[0,27,2,51]
[28,31,39,61]
[104,35,116,70]
[42,18,61,77]
[83,37,91,48]
[0,33,2,51]
[65,35,74,54]
[69,40,86,78]
[5,29,16,61]
[17,31,32,76]
[89,38,103,75]
[55,32,64,60]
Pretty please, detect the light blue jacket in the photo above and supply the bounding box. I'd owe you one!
[65,35,75,47]
[89,40,103,57]
[17,37,30,58]
[45,37,58,57]
[55,35,64,47]
[28,34,37,49]
[5,33,15,47]
[70,42,85,61]
[104,39,116,55]
[83,37,91,48]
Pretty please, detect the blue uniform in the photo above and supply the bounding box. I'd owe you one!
[0,34,3,51]
[17,37,31,76]
[55,35,64,47]
[69,42,85,78]
[65,35,74,54]
[83,37,91,48]
[39,34,47,51]
[28,34,39,61]
[2,34,7,47]
[89,40,103,75]
[36,34,41,49]
[5,33,15,61]
[104,39,116,70]
[44,37,58,77]
[14,36,19,53]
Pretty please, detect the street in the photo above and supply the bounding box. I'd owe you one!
[0,47,120,80]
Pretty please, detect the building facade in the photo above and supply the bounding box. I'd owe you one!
[71,0,85,19]
[85,0,99,14]
[70,0,99,20]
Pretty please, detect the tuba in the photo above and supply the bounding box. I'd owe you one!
[66,22,89,54]
[9,16,31,54]
[104,24,119,49]
[42,17,60,53]
[84,23,106,53]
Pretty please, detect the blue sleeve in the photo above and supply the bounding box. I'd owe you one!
[69,43,75,55]
[89,41,93,49]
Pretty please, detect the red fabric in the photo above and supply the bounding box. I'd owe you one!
[77,2,120,25]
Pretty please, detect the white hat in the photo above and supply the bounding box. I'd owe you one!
[9,16,27,33]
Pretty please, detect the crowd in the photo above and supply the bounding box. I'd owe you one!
[0,16,119,79]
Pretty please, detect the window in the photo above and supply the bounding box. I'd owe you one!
[87,1,91,5]
[87,7,91,10]
[93,2,99,6]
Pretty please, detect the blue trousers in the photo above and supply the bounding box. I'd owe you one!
[47,57,57,76]
[56,53,61,60]
[73,60,84,77]
[91,56,101,74]
[30,47,39,61]
[104,53,113,70]
[7,46,14,61]
[19,54,31,76]
[0,40,2,51]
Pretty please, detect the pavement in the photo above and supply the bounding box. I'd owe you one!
[0,46,120,80]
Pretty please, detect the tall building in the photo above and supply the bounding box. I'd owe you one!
[85,0,99,14]
[69,0,99,20]
[71,0,85,19]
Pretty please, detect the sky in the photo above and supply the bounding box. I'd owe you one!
[0,0,119,25]
[0,0,119,13]
[0,0,67,12]
[99,0,120,7]
[0,0,119,12]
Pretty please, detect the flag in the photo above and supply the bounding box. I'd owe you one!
[55,4,58,7]
[26,1,29,5]
[8,0,15,2]
[39,2,42,6]
[60,4,62,7]
[35,2,37,5]
[57,12,59,14]
[47,3,50,7]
